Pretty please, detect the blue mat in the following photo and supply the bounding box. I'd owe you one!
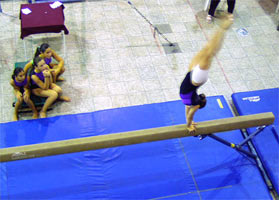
[0,96,271,199]
[232,88,279,194]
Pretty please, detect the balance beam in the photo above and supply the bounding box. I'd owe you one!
[0,112,274,162]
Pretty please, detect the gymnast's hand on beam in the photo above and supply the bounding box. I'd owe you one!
[192,121,198,126]
[187,124,196,135]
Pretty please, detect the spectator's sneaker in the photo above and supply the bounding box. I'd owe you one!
[228,13,234,21]
[206,15,213,23]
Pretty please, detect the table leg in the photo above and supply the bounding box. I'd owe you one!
[63,32,66,58]
[23,40,27,60]
[204,0,210,11]
[276,2,279,13]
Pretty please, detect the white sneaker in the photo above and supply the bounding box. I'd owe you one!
[206,15,213,23]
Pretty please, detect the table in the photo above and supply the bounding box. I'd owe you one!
[20,2,69,39]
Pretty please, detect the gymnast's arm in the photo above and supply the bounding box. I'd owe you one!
[31,73,50,90]
[186,105,200,129]
[10,79,21,98]
[23,61,33,75]
[51,49,64,70]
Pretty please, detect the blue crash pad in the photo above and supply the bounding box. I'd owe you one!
[232,88,279,193]
[0,96,272,199]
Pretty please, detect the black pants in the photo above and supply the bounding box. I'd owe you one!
[208,0,235,16]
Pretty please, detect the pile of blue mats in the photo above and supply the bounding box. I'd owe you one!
[0,95,275,199]
[232,88,279,195]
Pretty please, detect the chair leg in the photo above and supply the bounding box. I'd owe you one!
[204,0,211,11]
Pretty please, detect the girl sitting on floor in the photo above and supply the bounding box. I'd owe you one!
[30,56,70,118]
[25,43,65,83]
[10,68,38,121]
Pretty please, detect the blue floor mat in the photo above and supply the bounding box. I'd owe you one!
[232,88,279,193]
[0,96,272,199]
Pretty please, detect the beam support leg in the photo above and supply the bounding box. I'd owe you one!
[207,134,257,159]
[238,126,266,147]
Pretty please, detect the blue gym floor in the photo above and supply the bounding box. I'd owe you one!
[1,95,275,199]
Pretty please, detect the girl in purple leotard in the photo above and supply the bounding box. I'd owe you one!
[30,56,70,118]
[24,43,65,83]
[10,68,38,120]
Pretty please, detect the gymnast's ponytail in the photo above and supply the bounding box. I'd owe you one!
[198,94,207,109]
[34,43,50,58]
[34,47,41,58]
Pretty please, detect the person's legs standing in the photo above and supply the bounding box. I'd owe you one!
[227,0,235,20]
[227,0,235,14]
[208,0,221,16]
[207,0,221,22]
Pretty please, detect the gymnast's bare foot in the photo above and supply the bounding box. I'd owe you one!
[220,18,233,30]
[59,96,71,102]
[13,112,19,121]
[40,112,47,118]
[57,77,65,81]
[32,112,39,119]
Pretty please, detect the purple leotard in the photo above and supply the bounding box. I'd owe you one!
[31,71,45,89]
[14,76,28,93]
[44,57,52,67]
[14,76,28,88]
[180,92,194,105]
[180,71,200,106]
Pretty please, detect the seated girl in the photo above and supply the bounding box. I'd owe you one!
[10,68,38,121]
[25,43,65,82]
[31,56,70,118]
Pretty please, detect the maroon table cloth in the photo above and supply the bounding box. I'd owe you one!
[20,2,69,39]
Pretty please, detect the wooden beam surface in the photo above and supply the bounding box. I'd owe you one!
[0,112,274,162]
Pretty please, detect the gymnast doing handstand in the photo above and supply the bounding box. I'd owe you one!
[180,18,233,134]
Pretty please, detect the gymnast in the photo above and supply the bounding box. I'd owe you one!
[30,56,70,118]
[25,43,65,83]
[10,68,38,121]
[180,18,233,134]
